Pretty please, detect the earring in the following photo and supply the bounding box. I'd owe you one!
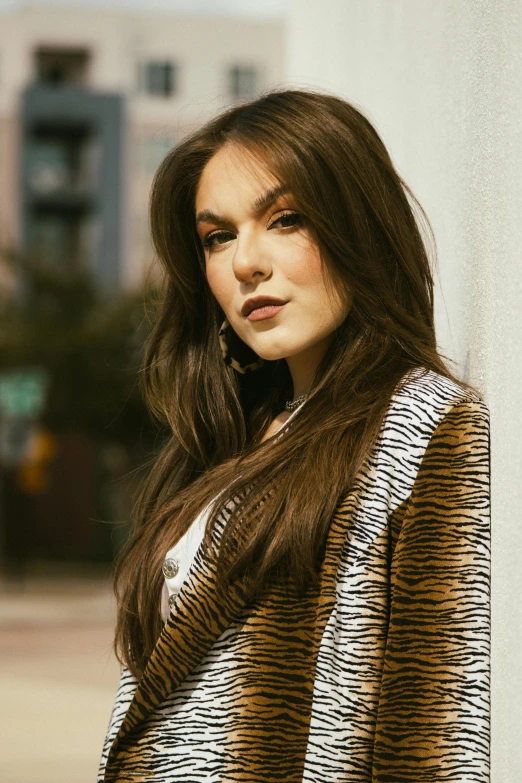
[218,318,264,374]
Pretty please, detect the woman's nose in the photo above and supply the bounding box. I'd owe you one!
[231,233,272,283]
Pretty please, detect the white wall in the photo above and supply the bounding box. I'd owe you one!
[287,1,522,780]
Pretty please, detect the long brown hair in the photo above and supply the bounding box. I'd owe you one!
[114,89,470,678]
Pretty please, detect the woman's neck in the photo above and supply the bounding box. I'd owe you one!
[284,334,332,401]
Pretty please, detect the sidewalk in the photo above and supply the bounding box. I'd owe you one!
[0,572,121,783]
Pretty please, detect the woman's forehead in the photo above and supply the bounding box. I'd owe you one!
[195,144,286,218]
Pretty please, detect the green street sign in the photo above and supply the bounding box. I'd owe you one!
[0,368,49,418]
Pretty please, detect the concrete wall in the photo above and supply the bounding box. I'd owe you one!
[287,1,522,779]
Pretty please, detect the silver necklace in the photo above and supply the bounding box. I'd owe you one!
[284,393,307,412]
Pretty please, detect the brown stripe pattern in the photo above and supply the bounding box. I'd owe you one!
[99,369,490,783]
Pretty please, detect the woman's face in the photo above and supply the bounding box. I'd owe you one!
[195,143,352,367]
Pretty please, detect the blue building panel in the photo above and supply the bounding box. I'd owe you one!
[20,85,124,289]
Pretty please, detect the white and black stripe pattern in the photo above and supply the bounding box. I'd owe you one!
[98,367,490,782]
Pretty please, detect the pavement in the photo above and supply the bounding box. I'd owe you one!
[0,570,121,783]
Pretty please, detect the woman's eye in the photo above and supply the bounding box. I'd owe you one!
[202,231,235,249]
[270,212,303,230]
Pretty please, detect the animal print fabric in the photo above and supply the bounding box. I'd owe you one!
[99,368,490,782]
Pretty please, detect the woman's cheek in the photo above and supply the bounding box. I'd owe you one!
[206,265,232,312]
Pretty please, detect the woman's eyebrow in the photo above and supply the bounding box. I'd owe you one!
[252,183,290,212]
[195,209,226,227]
[195,183,290,227]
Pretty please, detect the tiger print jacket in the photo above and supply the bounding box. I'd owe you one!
[99,368,490,783]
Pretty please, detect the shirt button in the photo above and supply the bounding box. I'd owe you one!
[163,558,179,579]
[168,594,177,609]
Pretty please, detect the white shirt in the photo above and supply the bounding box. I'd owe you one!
[160,402,305,621]
[160,497,215,621]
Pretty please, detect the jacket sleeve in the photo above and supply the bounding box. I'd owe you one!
[372,399,490,783]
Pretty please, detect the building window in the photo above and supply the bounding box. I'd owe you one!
[142,61,177,97]
[28,209,87,270]
[35,47,90,88]
[26,125,97,193]
[228,65,258,100]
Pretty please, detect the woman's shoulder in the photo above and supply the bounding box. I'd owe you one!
[393,366,487,416]
[379,366,489,455]
[361,367,490,505]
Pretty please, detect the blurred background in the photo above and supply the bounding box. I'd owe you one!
[0,1,285,780]
[0,1,520,781]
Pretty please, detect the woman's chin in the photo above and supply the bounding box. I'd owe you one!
[253,347,292,363]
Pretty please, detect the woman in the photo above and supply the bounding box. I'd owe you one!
[99,90,490,783]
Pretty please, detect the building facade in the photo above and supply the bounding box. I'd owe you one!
[0,3,285,289]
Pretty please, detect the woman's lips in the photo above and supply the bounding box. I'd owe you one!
[246,303,287,322]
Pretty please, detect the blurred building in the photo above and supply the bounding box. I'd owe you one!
[0,2,285,569]
[0,2,285,290]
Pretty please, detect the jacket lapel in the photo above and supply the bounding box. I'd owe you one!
[109,538,250,750]
[105,487,366,780]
